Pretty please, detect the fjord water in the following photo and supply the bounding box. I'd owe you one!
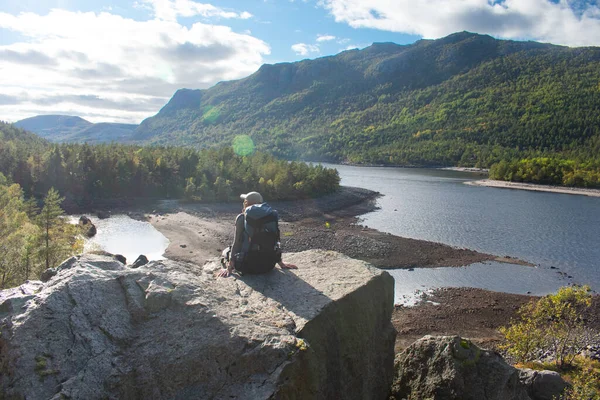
[324,164,600,301]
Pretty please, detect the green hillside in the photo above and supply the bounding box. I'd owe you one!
[133,32,600,186]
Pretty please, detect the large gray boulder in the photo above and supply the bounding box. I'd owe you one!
[0,250,395,400]
[391,335,532,400]
[519,369,568,400]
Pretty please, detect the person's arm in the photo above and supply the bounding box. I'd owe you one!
[278,261,298,269]
[274,214,297,269]
[230,214,245,266]
[219,214,244,277]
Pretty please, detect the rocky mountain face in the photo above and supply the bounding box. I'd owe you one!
[14,115,137,143]
[0,250,396,399]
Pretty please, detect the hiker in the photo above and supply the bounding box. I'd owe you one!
[218,191,297,277]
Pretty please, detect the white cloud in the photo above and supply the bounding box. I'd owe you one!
[320,0,600,46]
[142,0,252,22]
[291,42,320,55]
[0,6,269,123]
[316,34,336,42]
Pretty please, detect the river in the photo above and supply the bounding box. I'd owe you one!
[321,164,600,303]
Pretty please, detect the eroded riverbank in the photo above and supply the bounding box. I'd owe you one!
[392,287,600,353]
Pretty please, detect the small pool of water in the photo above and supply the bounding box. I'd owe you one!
[388,261,572,306]
[81,215,169,264]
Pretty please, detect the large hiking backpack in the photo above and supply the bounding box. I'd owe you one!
[239,203,281,273]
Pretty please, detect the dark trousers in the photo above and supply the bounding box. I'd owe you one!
[221,246,281,274]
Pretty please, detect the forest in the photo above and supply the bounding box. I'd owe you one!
[0,122,341,208]
[0,177,82,289]
[489,157,600,187]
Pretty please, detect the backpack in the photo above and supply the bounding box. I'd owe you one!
[238,203,281,273]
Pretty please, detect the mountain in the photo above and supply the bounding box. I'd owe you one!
[15,115,92,141]
[69,122,138,143]
[14,115,137,143]
[135,31,600,167]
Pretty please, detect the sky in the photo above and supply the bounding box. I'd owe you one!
[1,0,600,124]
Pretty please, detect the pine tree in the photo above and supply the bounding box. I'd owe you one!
[38,187,65,270]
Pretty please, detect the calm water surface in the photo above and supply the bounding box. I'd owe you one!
[321,164,600,302]
[83,215,169,264]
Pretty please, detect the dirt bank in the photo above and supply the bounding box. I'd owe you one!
[392,288,600,354]
[146,186,523,270]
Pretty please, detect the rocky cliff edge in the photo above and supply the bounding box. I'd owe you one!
[0,250,396,400]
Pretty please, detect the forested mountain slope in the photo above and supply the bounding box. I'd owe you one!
[135,31,600,171]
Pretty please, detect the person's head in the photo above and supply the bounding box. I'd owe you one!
[240,191,263,209]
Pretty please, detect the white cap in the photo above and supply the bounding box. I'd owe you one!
[240,191,263,204]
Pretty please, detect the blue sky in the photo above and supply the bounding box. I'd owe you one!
[1,0,600,123]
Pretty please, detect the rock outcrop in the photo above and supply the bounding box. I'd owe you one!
[78,215,97,238]
[130,254,149,268]
[0,250,395,400]
[519,369,568,400]
[390,336,567,400]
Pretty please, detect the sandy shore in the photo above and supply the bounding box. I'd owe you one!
[439,167,489,174]
[145,186,532,270]
[466,179,600,197]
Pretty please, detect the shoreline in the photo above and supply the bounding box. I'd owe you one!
[142,185,533,270]
[438,167,489,174]
[466,179,600,198]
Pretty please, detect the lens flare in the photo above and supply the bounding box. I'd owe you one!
[202,106,220,124]
[232,135,255,156]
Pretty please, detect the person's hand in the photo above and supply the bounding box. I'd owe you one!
[218,268,231,278]
[279,262,298,270]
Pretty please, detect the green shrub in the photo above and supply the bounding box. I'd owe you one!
[500,285,593,368]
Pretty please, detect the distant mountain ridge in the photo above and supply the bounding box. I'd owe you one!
[134,31,600,167]
[15,115,137,143]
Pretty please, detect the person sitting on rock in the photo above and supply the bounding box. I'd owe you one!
[218,191,297,277]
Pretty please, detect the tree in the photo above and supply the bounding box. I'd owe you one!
[37,188,65,270]
[500,285,593,368]
[0,175,39,288]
